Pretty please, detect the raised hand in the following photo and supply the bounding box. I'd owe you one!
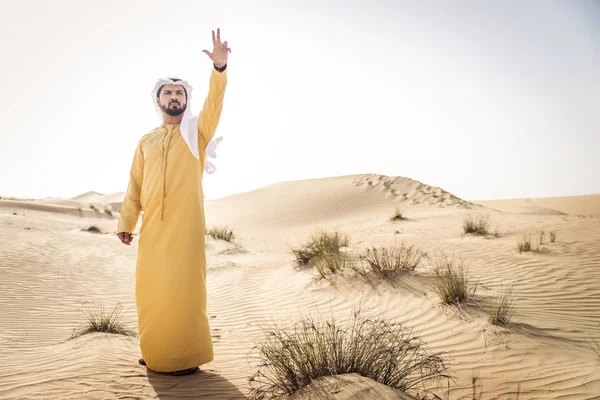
[202,28,231,68]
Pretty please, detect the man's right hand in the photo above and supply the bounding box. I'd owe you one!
[117,232,134,245]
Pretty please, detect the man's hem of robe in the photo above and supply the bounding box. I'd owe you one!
[142,349,214,372]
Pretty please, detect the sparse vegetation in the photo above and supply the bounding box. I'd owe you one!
[70,302,137,339]
[206,226,235,242]
[489,285,515,326]
[493,226,501,238]
[390,207,406,221]
[364,243,428,274]
[517,235,548,253]
[292,230,349,268]
[539,230,545,245]
[313,253,357,279]
[83,225,103,234]
[247,308,449,399]
[463,214,491,236]
[104,208,113,217]
[433,254,477,305]
[517,236,532,253]
[90,204,98,211]
[550,230,557,243]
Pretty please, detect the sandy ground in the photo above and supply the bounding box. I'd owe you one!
[1,174,599,399]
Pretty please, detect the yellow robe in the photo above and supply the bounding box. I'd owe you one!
[117,67,227,372]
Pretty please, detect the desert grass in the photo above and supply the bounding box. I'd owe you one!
[463,214,490,236]
[433,254,477,305]
[488,285,515,326]
[364,243,428,274]
[247,308,449,399]
[312,253,359,279]
[70,302,137,339]
[292,230,350,268]
[550,230,557,243]
[517,235,548,253]
[517,236,532,253]
[206,226,235,242]
[390,207,406,221]
[104,208,113,217]
[83,225,103,234]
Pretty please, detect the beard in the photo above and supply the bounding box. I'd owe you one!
[160,101,187,116]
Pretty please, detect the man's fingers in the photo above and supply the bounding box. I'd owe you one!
[212,30,216,45]
[217,28,221,43]
[117,232,133,245]
[203,49,213,59]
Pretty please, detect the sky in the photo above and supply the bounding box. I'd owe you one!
[0,0,598,201]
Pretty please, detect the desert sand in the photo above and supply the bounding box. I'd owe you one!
[1,173,599,399]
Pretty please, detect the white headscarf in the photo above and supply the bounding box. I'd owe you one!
[151,78,223,174]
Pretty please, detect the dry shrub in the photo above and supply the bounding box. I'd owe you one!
[247,308,449,399]
[489,285,515,326]
[70,302,136,339]
[517,236,532,253]
[463,214,490,236]
[433,254,477,305]
[292,230,349,268]
[206,226,235,242]
[313,253,357,279]
[390,207,405,221]
[364,243,427,274]
[83,225,103,234]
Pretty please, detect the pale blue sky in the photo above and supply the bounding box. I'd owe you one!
[0,0,598,201]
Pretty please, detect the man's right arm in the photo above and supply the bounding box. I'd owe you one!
[117,140,144,241]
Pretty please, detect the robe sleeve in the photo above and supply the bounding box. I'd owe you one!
[197,66,228,150]
[117,139,144,233]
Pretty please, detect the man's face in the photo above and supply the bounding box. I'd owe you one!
[157,84,187,116]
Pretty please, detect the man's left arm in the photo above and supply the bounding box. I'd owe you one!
[199,28,231,151]
[198,65,227,149]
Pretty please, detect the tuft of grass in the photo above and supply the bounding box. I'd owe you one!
[83,225,103,234]
[292,230,350,268]
[364,243,427,274]
[550,231,557,243]
[517,236,532,253]
[90,204,98,211]
[390,207,406,221]
[489,285,515,326]
[70,302,137,339]
[104,208,113,217]
[313,253,357,279]
[247,309,449,399]
[433,254,477,305]
[206,226,235,242]
[539,230,545,245]
[463,214,491,236]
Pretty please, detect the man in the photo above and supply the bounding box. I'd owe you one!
[116,28,230,376]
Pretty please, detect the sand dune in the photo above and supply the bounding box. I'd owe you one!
[474,194,600,217]
[1,174,599,399]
